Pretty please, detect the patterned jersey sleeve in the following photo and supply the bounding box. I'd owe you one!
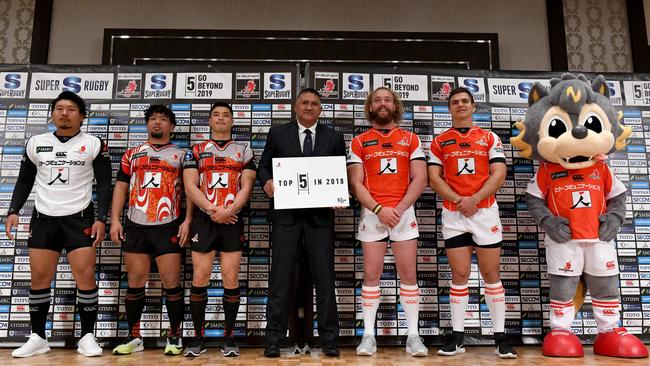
[427,138,443,166]
[243,144,256,171]
[347,136,363,165]
[604,163,626,199]
[526,163,548,199]
[116,149,132,183]
[183,146,199,169]
[488,131,506,164]
[409,133,425,160]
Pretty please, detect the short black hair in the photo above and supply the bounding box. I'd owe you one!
[297,88,322,102]
[144,104,176,125]
[210,101,233,115]
[51,91,86,116]
[447,87,475,107]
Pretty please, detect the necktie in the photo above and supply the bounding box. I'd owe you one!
[303,129,313,157]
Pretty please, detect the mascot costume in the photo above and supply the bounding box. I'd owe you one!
[511,73,647,358]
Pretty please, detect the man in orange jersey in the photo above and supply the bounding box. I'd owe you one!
[428,87,515,358]
[348,87,428,357]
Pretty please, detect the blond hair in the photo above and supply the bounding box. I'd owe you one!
[364,86,404,124]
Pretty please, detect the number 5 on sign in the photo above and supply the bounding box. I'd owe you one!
[272,156,349,209]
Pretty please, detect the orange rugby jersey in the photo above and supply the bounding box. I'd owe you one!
[183,139,255,208]
[526,161,626,241]
[117,143,185,225]
[428,126,506,211]
[347,128,425,207]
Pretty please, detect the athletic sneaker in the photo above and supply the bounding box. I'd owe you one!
[12,333,50,358]
[356,334,377,356]
[184,337,206,357]
[437,331,465,356]
[222,337,240,357]
[164,336,183,356]
[494,333,517,359]
[113,336,144,355]
[77,333,103,357]
[406,334,428,356]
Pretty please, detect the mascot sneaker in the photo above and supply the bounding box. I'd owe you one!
[542,329,584,357]
[593,327,648,358]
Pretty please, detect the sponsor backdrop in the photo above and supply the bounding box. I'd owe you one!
[0,64,648,346]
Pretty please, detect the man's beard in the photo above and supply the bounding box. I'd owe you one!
[150,130,164,139]
[369,109,399,126]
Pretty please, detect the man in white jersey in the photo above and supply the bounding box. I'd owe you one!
[5,91,112,357]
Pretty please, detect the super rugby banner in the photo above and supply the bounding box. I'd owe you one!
[0,64,649,347]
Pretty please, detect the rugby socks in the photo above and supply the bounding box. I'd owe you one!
[77,287,99,335]
[450,283,469,332]
[223,287,240,338]
[190,285,208,338]
[591,298,621,333]
[549,299,575,331]
[361,285,381,336]
[125,287,146,338]
[399,284,420,335]
[164,286,184,337]
[484,281,506,333]
[29,288,51,339]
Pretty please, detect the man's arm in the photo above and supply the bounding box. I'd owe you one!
[427,164,462,203]
[394,159,427,214]
[92,140,113,223]
[5,150,37,240]
[109,181,129,243]
[229,169,256,213]
[257,127,275,197]
[456,162,506,213]
[348,163,400,228]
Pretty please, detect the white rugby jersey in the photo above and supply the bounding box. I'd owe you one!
[24,132,108,216]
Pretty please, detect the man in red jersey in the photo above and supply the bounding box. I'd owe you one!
[348,87,428,357]
[428,87,515,358]
[111,104,191,356]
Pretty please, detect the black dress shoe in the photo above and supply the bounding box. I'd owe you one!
[264,343,281,358]
[322,341,340,357]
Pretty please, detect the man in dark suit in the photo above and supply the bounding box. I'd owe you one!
[258,88,345,358]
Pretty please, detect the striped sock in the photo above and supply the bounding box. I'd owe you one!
[399,284,420,335]
[361,285,380,336]
[450,283,469,332]
[484,281,506,333]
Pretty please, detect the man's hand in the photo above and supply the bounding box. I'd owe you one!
[457,196,479,217]
[178,218,191,246]
[209,206,238,224]
[377,207,400,228]
[263,180,275,198]
[109,220,124,244]
[5,214,18,240]
[91,221,106,247]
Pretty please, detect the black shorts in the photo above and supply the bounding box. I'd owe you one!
[123,221,182,258]
[190,211,245,253]
[444,232,502,249]
[28,205,94,253]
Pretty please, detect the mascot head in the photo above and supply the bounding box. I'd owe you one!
[511,73,631,169]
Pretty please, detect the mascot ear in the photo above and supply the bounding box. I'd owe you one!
[591,75,610,98]
[528,82,547,106]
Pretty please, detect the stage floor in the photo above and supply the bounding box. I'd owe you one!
[0,345,647,365]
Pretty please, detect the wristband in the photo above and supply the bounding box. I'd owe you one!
[372,204,383,214]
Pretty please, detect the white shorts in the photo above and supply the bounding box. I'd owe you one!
[357,206,418,242]
[441,203,502,246]
[546,239,619,277]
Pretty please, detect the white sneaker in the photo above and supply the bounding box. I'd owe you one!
[356,334,377,356]
[77,333,103,357]
[406,335,428,357]
[12,333,50,358]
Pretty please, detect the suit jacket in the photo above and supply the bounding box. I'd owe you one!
[257,121,347,227]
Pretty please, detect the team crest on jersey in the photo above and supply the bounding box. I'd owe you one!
[210,172,229,189]
[476,136,489,147]
[379,158,397,175]
[75,144,89,156]
[570,191,591,208]
[48,167,69,185]
[590,169,601,181]
[456,158,475,175]
[141,172,162,189]
[397,136,410,147]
